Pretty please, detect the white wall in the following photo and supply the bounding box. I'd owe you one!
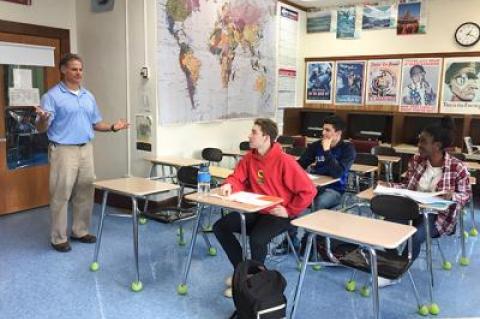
[0,0,77,52]
[302,0,480,58]
[75,0,129,179]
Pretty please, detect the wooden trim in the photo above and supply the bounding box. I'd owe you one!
[305,51,480,62]
[278,0,308,12]
[0,19,70,56]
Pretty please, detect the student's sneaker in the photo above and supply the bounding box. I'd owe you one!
[225,276,233,287]
[378,276,401,288]
[224,287,233,298]
[273,238,289,256]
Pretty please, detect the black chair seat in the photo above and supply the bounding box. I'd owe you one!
[339,249,411,280]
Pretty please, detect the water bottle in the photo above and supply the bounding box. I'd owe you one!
[197,164,211,196]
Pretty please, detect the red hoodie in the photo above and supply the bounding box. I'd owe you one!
[225,143,317,218]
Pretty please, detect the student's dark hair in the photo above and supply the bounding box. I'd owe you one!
[59,53,83,69]
[254,118,278,142]
[422,116,455,150]
[323,114,346,132]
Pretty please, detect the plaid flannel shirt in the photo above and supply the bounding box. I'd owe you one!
[391,153,471,235]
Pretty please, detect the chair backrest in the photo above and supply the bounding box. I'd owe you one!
[239,141,251,151]
[450,152,466,161]
[350,139,380,153]
[177,166,199,189]
[371,146,398,156]
[201,147,223,163]
[285,147,306,157]
[354,152,379,166]
[277,135,295,146]
[292,136,307,148]
[370,195,420,222]
[464,136,474,154]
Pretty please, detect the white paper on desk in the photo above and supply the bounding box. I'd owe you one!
[374,185,452,205]
[228,191,273,206]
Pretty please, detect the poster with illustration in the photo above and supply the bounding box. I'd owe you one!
[441,57,480,114]
[337,7,357,39]
[335,61,366,105]
[362,5,394,30]
[306,61,334,103]
[400,58,442,113]
[366,59,402,105]
[307,10,332,33]
[397,2,425,35]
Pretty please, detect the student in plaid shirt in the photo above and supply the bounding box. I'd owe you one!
[387,117,471,260]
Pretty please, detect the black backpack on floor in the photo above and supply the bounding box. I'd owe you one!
[229,260,287,319]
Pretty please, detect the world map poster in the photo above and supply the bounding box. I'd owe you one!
[157,0,277,124]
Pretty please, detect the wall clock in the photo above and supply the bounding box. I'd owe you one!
[455,22,480,47]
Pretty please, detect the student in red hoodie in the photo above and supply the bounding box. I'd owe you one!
[213,118,316,296]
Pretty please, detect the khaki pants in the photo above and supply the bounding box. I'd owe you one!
[49,143,95,244]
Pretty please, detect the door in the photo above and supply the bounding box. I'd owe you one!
[0,20,69,214]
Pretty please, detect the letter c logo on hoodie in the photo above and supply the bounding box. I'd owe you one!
[257,170,265,184]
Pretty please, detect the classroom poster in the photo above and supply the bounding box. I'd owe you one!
[307,10,332,33]
[306,61,334,104]
[336,7,357,39]
[397,2,423,35]
[335,61,366,105]
[362,5,394,30]
[400,57,442,113]
[441,57,480,114]
[365,59,402,105]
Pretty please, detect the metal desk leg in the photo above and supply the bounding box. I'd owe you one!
[383,163,390,182]
[177,203,204,295]
[291,233,315,319]
[144,164,157,212]
[423,211,439,315]
[131,197,143,292]
[369,171,375,188]
[366,247,379,319]
[459,208,470,266]
[90,191,109,272]
[240,213,248,261]
[470,198,478,236]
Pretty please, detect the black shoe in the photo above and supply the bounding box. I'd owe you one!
[70,234,96,244]
[51,241,71,252]
[272,238,289,256]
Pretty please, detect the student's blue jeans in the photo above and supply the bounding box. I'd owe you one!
[407,214,440,260]
[313,188,343,211]
[289,188,342,249]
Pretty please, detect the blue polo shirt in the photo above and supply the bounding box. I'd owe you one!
[40,82,102,144]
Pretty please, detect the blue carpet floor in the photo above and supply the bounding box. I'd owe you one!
[0,204,479,319]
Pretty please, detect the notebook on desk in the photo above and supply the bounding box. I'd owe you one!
[373,185,453,206]
[212,191,282,207]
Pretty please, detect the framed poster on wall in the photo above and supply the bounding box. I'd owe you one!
[441,57,480,114]
[365,59,402,105]
[399,57,442,113]
[305,61,334,104]
[334,60,366,105]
